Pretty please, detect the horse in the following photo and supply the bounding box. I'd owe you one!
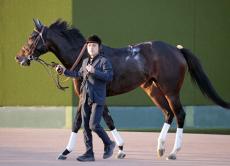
[16,19,230,160]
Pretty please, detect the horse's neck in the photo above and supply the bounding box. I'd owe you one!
[48,32,85,69]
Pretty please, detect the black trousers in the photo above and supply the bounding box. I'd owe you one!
[82,95,112,155]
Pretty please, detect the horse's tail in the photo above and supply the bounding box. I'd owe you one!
[177,45,230,109]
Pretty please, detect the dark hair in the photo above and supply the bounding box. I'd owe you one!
[86,35,102,45]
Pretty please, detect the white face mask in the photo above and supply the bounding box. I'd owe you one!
[87,43,99,58]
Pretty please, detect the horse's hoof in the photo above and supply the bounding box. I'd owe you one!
[116,151,126,159]
[57,154,67,160]
[157,148,165,157]
[166,154,176,160]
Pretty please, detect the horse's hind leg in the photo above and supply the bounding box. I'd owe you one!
[165,94,186,160]
[141,82,174,158]
[103,105,126,159]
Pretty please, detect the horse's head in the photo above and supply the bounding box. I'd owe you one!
[15,19,49,66]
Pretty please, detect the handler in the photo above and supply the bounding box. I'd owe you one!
[56,35,115,162]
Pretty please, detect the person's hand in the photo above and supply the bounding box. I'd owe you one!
[86,64,95,73]
[55,65,65,75]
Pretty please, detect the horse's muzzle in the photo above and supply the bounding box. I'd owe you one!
[15,56,31,66]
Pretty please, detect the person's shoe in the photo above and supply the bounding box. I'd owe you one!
[103,141,116,159]
[76,153,95,162]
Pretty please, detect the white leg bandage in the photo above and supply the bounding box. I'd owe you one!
[171,128,183,153]
[158,123,171,142]
[66,132,77,152]
[111,128,124,146]
[158,123,170,150]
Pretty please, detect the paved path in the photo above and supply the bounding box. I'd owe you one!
[0,128,230,166]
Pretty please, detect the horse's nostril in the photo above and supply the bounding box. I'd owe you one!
[15,56,23,63]
[15,56,20,62]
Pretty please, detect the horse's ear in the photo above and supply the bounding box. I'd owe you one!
[33,18,43,31]
[37,19,43,27]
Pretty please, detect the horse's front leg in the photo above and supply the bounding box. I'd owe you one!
[103,105,126,159]
[57,102,82,160]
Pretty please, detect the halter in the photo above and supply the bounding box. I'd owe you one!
[23,26,69,90]
[25,26,87,91]
[22,24,88,90]
[27,26,47,61]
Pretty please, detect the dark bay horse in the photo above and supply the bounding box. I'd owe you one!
[16,19,230,160]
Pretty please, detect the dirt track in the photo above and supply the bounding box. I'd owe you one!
[0,128,230,166]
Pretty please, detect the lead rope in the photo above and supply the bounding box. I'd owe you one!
[70,43,87,71]
[36,58,69,91]
[34,43,87,91]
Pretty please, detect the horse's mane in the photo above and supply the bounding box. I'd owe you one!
[49,19,85,45]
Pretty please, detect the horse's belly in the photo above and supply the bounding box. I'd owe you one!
[106,73,146,96]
